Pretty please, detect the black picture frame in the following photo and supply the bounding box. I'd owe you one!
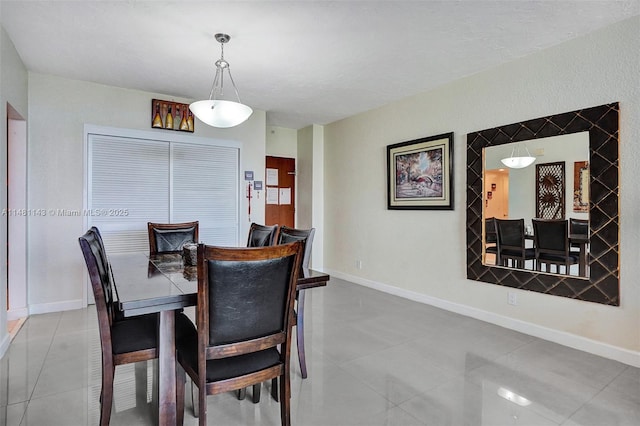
[387,132,454,210]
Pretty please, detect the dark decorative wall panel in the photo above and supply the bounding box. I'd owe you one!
[466,103,619,305]
[535,162,565,219]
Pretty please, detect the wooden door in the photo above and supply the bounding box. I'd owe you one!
[265,156,295,228]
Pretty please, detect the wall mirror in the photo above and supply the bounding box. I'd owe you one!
[466,103,619,305]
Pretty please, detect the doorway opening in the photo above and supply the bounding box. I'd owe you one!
[484,168,510,265]
[7,103,28,340]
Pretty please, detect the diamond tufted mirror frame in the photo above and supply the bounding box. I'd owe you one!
[466,103,619,306]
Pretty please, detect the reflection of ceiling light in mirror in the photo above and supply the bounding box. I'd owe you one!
[500,145,536,169]
[497,387,532,407]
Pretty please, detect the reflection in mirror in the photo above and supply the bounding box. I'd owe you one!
[466,103,619,306]
[482,132,590,279]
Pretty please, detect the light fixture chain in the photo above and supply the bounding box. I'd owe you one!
[208,67,222,101]
[226,68,243,104]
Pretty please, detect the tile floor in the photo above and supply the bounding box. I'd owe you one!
[1,278,638,425]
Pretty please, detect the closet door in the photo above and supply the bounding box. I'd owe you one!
[172,142,239,245]
[89,135,170,252]
[88,133,240,253]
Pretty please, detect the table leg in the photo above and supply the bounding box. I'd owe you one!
[158,310,177,425]
[296,289,308,379]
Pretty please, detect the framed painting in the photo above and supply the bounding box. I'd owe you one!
[387,132,454,210]
[151,99,194,132]
[573,161,589,213]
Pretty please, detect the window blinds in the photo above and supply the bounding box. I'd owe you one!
[88,133,239,253]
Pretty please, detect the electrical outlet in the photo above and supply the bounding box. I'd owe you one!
[508,291,518,306]
[356,260,363,270]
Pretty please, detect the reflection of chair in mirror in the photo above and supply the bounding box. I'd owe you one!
[495,219,536,269]
[485,218,498,264]
[569,218,589,253]
[174,242,303,426]
[532,219,579,275]
[148,221,199,255]
[246,223,279,247]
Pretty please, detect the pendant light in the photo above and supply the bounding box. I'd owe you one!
[189,33,253,128]
[500,144,536,169]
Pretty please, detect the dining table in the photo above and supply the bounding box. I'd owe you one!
[109,251,330,425]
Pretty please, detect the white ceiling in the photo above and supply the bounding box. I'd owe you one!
[1,1,638,129]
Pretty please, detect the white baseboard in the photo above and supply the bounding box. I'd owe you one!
[7,307,29,321]
[326,269,640,368]
[29,299,85,316]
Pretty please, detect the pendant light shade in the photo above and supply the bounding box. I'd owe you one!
[190,33,253,128]
[500,145,536,169]
[189,100,253,128]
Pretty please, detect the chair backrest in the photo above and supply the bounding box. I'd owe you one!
[495,219,526,250]
[485,217,497,244]
[246,223,279,247]
[277,226,315,270]
[533,219,570,254]
[569,218,588,236]
[79,229,116,337]
[196,241,303,352]
[148,221,199,255]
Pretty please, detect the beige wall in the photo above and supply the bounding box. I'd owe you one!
[323,17,639,362]
[0,25,28,356]
[266,125,297,158]
[26,73,266,312]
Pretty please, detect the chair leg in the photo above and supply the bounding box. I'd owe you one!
[252,383,261,403]
[237,387,247,400]
[100,365,115,426]
[198,383,207,426]
[279,372,291,426]
[296,289,308,379]
[176,363,185,426]
[271,377,279,402]
[190,381,199,418]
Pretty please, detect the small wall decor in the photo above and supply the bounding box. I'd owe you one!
[536,161,565,219]
[387,132,454,210]
[573,161,589,213]
[151,99,194,132]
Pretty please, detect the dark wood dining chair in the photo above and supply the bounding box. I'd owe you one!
[569,218,589,253]
[148,221,199,255]
[495,218,536,269]
[485,217,498,260]
[243,225,316,403]
[246,222,280,247]
[532,219,579,274]
[79,229,159,426]
[241,222,280,403]
[174,242,303,426]
[278,226,316,378]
